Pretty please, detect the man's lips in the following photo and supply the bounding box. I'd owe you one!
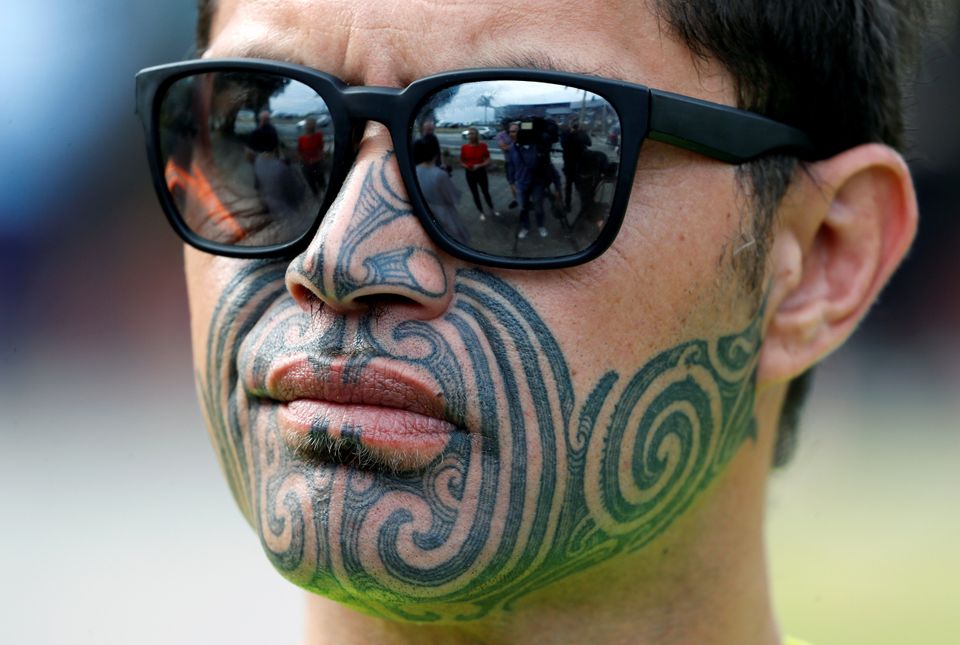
[264,358,449,417]
[277,400,455,471]
[258,357,460,471]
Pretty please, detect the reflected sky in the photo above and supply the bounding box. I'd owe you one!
[432,80,605,124]
[269,80,331,115]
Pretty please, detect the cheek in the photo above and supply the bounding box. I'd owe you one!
[622,154,743,284]
[508,161,743,383]
[184,248,252,370]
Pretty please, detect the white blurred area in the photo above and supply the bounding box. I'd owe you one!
[0,3,300,642]
[0,347,301,643]
[1,1,958,644]
[768,346,960,645]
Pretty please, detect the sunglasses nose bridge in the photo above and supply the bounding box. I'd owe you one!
[342,86,405,126]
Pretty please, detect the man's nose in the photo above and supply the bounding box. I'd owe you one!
[285,123,455,319]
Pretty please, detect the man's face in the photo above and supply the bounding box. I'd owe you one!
[188,0,765,621]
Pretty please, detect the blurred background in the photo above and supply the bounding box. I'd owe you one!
[0,2,957,643]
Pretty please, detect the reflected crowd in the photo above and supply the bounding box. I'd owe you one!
[158,72,622,259]
[160,72,328,247]
[413,81,620,258]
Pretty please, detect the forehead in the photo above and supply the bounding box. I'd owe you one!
[207,0,734,104]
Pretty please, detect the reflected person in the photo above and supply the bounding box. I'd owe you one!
[507,118,561,239]
[560,117,591,213]
[298,116,327,196]
[415,117,449,173]
[459,127,498,221]
[248,109,279,153]
[414,139,470,244]
[496,118,518,208]
[253,145,304,222]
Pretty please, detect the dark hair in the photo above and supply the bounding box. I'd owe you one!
[197,0,216,53]
[652,0,927,466]
[412,139,436,165]
[195,0,928,467]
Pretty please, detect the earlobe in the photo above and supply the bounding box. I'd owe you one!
[758,143,918,387]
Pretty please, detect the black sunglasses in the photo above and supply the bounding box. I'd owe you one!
[136,59,819,269]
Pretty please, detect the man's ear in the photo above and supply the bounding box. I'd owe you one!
[758,143,918,387]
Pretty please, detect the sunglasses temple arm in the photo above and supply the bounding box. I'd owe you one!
[647,89,820,163]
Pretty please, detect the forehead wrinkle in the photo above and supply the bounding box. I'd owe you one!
[216,1,464,85]
[323,0,544,85]
[205,0,348,68]
[210,23,627,85]
[222,41,310,66]
[207,0,729,99]
[433,0,633,79]
[469,49,633,83]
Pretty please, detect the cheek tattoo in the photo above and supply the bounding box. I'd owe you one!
[197,152,762,622]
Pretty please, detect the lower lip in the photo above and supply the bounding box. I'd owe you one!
[277,399,457,471]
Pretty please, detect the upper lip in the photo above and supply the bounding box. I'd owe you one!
[255,355,455,424]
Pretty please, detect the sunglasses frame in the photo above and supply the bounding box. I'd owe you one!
[136,58,820,269]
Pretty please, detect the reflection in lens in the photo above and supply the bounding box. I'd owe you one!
[158,72,332,247]
[411,80,620,260]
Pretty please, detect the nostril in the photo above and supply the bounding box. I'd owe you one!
[352,293,425,318]
[289,282,325,313]
[289,278,425,317]
[357,293,416,307]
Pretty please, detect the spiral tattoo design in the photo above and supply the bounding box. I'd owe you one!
[196,152,762,622]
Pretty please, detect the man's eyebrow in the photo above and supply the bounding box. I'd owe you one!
[470,51,632,82]
[217,42,309,67]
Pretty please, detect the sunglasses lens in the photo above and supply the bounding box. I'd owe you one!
[410,80,621,260]
[157,71,331,247]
